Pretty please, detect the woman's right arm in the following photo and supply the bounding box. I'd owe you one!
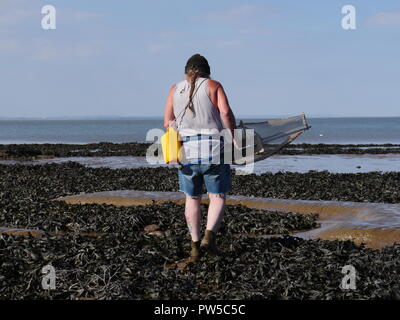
[164,84,176,129]
[208,80,236,137]
[217,85,236,137]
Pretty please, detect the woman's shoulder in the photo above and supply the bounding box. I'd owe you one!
[207,79,222,89]
[175,79,188,89]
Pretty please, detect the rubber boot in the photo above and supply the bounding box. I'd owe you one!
[200,230,219,256]
[189,240,201,262]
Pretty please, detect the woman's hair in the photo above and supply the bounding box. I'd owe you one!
[186,68,210,109]
[185,54,211,113]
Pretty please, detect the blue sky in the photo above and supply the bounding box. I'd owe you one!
[1,0,399,118]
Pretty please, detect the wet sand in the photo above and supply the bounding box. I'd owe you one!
[299,228,400,250]
[56,190,400,249]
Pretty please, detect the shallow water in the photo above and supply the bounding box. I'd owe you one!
[237,154,400,174]
[0,154,399,174]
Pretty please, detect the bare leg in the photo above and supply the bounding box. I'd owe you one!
[184,195,202,241]
[206,193,226,232]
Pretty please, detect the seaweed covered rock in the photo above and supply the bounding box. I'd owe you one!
[1,143,399,160]
[0,162,400,300]
[1,162,399,203]
[1,233,400,300]
[281,143,400,155]
[0,200,319,236]
[0,142,152,159]
[4,145,42,157]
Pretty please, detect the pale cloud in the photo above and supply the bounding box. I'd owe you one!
[0,0,26,7]
[0,3,106,61]
[145,43,171,54]
[31,39,100,61]
[72,11,105,21]
[239,28,272,36]
[158,31,189,39]
[0,4,104,27]
[216,40,242,48]
[143,31,189,53]
[205,4,257,21]
[200,4,274,25]
[0,40,18,52]
[365,11,400,26]
[0,9,33,25]
[54,7,106,24]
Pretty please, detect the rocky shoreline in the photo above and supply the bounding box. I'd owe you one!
[1,142,400,161]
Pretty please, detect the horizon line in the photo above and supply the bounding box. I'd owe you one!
[1,115,400,120]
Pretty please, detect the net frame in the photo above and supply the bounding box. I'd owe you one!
[234,113,311,165]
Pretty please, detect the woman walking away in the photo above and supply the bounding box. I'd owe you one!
[164,54,237,262]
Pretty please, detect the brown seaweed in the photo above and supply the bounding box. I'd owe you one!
[1,162,400,300]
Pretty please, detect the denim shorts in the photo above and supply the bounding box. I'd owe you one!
[178,163,231,197]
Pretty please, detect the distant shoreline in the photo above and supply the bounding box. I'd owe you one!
[1,116,400,121]
[1,142,399,161]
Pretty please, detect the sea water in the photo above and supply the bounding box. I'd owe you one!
[0,117,399,144]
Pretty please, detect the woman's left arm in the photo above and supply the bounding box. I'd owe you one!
[164,84,176,129]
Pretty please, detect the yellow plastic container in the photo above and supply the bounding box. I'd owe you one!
[161,127,182,164]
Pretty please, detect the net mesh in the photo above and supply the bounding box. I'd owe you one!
[234,113,311,165]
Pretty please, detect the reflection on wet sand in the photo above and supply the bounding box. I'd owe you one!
[0,227,105,238]
[0,227,46,237]
[306,227,400,249]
